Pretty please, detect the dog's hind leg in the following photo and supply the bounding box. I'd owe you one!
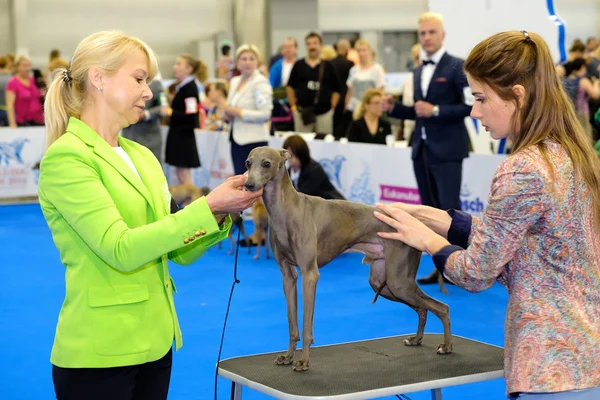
[369,259,430,346]
[388,281,452,354]
[384,244,453,354]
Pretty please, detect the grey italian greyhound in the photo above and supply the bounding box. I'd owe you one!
[244,147,453,372]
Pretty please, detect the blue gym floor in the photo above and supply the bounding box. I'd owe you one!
[1,204,509,399]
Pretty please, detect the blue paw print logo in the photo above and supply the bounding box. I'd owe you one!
[348,165,375,205]
[319,155,346,191]
[0,138,29,166]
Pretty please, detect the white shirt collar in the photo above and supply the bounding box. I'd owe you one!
[420,47,446,65]
[176,75,195,92]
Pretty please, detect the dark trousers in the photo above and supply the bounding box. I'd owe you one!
[52,348,172,400]
[230,135,268,176]
[413,143,462,210]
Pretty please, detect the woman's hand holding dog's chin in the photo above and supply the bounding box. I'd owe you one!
[206,174,263,214]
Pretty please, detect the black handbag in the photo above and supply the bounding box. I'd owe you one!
[300,61,325,125]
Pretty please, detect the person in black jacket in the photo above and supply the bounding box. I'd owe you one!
[346,88,391,145]
[282,134,344,200]
[165,54,202,185]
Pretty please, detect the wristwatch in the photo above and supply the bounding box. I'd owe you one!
[432,105,440,117]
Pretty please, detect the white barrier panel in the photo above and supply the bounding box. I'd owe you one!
[270,137,505,217]
[2,127,505,218]
[0,127,46,198]
[159,128,235,190]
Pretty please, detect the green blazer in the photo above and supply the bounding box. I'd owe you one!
[38,117,231,368]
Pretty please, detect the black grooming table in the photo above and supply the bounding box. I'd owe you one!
[217,334,504,399]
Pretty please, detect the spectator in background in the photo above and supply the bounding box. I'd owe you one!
[216,44,235,81]
[47,57,69,81]
[347,88,390,145]
[401,43,421,141]
[287,32,341,135]
[0,56,11,126]
[345,39,386,122]
[269,45,284,69]
[6,55,44,127]
[269,37,297,90]
[283,134,344,200]
[195,60,208,100]
[0,56,9,74]
[562,58,599,139]
[33,69,47,104]
[121,74,169,161]
[586,36,598,55]
[321,45,336,61]
[346,38,360,65]
[5,53,15,74]
[220,44,273,175]
[383,12,472,286]
[557,40,587,77]
[330,39,355,139]
[204,80,230,132]
[164,54,202,185]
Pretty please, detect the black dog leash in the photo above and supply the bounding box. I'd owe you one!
[214,214,242,400]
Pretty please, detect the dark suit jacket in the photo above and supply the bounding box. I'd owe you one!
[289,159,345,200]
[389,52,471,163]
[347,117,391,145]
[330,55,354,95]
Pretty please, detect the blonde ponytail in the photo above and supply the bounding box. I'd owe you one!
[44,31,158,148]
[44,70,80,148]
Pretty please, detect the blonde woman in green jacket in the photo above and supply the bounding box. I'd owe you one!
[39,31,262,400]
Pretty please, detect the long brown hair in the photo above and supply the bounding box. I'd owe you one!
[464,30,600,226]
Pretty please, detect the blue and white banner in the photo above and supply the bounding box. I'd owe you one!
[0,128,46,198]
[2,128,505,218]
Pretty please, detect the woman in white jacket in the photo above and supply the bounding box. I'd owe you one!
[219,44,273,175]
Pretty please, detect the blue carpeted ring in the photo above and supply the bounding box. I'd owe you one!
[1,204,508,399]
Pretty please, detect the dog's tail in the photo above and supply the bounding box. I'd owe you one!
[372,281,387,304]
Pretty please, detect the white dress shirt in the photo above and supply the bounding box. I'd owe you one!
[420,47,446,98]
[420,47,446,140]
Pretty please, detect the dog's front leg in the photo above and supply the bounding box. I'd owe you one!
[294,263,319,372]
[274,260,300,366]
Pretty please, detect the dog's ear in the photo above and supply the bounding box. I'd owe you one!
[279,149,291,160]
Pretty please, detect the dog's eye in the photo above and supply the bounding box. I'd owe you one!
[262,161,271,168]
[245,160,251,168]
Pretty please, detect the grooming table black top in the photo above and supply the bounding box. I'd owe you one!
[218,334,505,399]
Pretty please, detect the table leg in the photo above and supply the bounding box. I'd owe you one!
[230,382,242,400]
[430,388,442,399]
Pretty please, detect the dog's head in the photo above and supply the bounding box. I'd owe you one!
[244,147,290,192]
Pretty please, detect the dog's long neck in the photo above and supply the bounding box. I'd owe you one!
[262,166,299,223]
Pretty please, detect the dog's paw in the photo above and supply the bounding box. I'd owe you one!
[403,336,422,347]
[292,359,309,372]
[227,250,234,256]
[274,354,294,366]
[436,343,453,354]
[253,255,260,260]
